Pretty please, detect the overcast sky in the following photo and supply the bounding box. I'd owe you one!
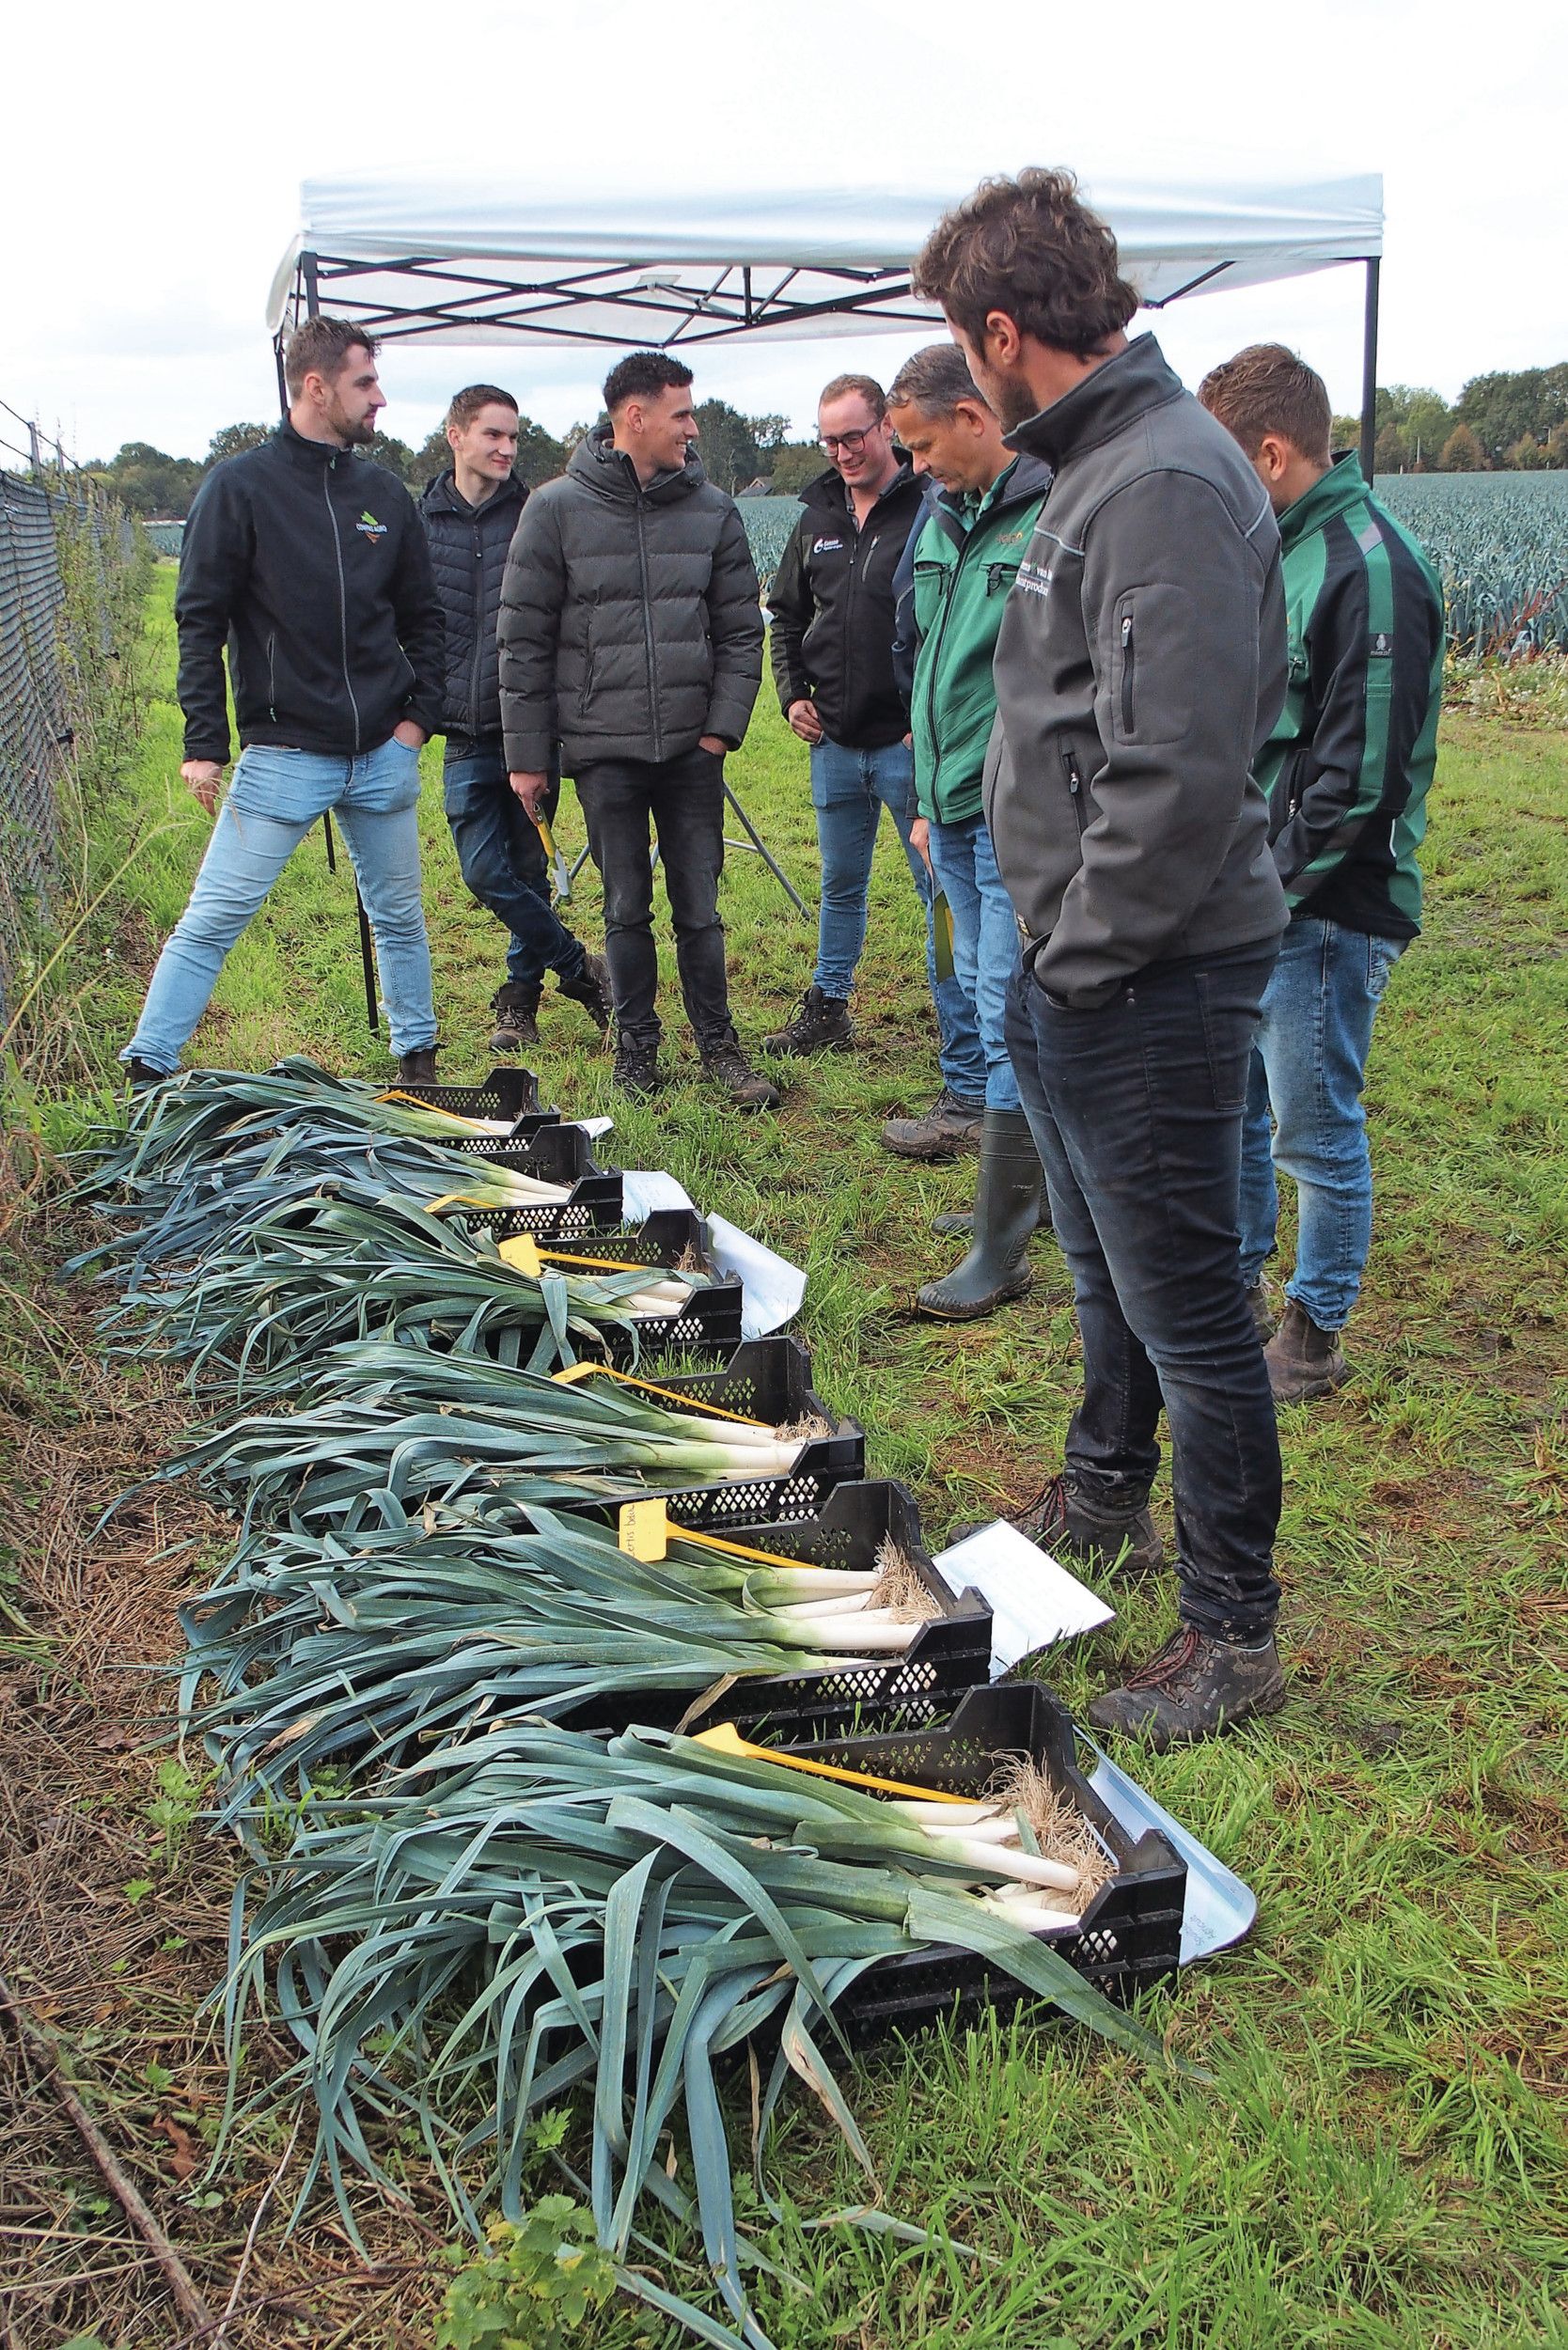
[5,0,1564,470]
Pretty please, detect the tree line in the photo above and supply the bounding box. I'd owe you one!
[83,360,1568,516]
[83,400,823,518]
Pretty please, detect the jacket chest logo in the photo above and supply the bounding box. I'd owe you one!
[1014,556,1053,598]
[811,536,844,555]
[356,509,388,540]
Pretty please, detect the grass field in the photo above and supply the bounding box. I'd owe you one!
[2,562,1565,2347]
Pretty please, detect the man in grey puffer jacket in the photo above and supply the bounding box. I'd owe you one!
[499,352,773,1106]
[915,169,1291,1749]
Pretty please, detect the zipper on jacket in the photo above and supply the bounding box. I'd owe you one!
[1120,611,1136,735]
[323,458,362,754]
[267,632,277,723]
[1061,744,1088,835]
[635,496,662,762]
[467,524,485,736]
[581,605,598,716]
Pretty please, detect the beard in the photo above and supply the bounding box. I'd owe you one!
[325,394,377,447]
[987,369,1040,432]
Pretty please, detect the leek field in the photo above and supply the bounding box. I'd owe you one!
[1374,471,1568,654]
[1,565,1565,2348]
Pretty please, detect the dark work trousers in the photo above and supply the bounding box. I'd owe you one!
[441,739,583,990]
[1005,945,1283,1643]
[573,746,733,1054]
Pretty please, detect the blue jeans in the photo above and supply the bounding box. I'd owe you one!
[125,736,436,1071]
[1238,916,1403,1332]
[925,813,1022,1112]
[1007,948,1282,1643]
[809,736,986,1104]
[442,740,584,992]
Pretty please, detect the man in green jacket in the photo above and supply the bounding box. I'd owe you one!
[887,345,1052,1318]
[1200,345,1444,1401]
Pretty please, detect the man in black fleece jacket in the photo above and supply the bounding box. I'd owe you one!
[124,318,445,1085]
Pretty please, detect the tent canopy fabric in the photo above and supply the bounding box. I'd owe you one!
[267,172,1384,349]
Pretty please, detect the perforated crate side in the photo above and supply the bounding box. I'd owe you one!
[392,1064,542,1123]
[798,1684,1186,2017]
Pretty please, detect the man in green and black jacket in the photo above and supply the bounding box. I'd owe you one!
[1201,344,1444,1402]
[887,345,1051,1321]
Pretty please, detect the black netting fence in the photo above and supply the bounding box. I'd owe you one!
[0,438,142,1025]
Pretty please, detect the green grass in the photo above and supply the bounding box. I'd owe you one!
[52,567,1568,2344]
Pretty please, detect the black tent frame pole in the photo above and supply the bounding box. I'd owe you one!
[1359,257,1381,485]
[289,251,381,1035]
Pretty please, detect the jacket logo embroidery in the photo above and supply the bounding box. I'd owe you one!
[811,536,844,554]
[1014,557,1053,597]
[356,510,388,540]
[1370,631,1393,657]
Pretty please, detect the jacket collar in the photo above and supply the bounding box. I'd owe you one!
[420,466,526,521]
[1277,450,1370,551]
[936,450,1052,526]
[571,423,705,506]
[1004,334,1184,471]
[274,417,354,470]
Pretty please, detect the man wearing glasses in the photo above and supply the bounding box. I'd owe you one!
[765,376,987,1153]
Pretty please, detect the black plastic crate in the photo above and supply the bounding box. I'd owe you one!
[432,1122,624,1240]
[387,1063,544,1134]
[794,1684,1185,2017]
[542,1338,868,1529]
[568,1479,994,1742]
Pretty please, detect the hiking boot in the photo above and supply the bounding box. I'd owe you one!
[489,982,541,1054]
[1245,1282,1277,1342]
[398,1045,439,1086]
[882,1089,987,1162]
[702,1038,781,1112]
[557,949,613,1034]
[1010,1470,1165,1577]
[613,1038,662,1102]
[764,984,855,1056]
[916,1109,1041,1321]
[1264,1297,1348,1403]
[125,1056,171,1092]
[1087,1624,1286,1750]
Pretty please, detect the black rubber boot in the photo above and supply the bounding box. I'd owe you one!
[1087,1623,1286,1749]
[916,1109,1042,1320]
[933,1192,1053,1238]
[398,1045,439,1085]
[764,984,855,1055]
[490,982,541,1053]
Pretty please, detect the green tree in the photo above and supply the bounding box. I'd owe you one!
[767,440,822,495]
[693,399,761,493]
[513,417,567,488]
[1440,421,1485,472]
[408,427,450,490]
[1456,365,1568,464]
[90,441,205,517]
[360,432,415,480]
[206,422,271,468]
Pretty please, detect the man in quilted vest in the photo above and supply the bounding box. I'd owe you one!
[499,352,775,1107]
[419,384,610,1055]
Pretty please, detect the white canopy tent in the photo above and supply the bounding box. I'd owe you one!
[268,170,1385,473]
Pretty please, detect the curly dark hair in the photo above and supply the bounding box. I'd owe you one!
[602,351,694,411]
[912,168,1138,361]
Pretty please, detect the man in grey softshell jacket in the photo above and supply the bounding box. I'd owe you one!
[915,168,1291,1748]
[499,350,774,1107]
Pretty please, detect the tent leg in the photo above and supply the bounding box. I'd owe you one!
[723,781,810,918]
[322,813,380,1035]
[1359,257,1380,483]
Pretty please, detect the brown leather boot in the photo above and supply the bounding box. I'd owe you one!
[1264,1297,1348,1402]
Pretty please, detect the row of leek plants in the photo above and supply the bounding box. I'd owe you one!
[84,1066,1173,2348]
